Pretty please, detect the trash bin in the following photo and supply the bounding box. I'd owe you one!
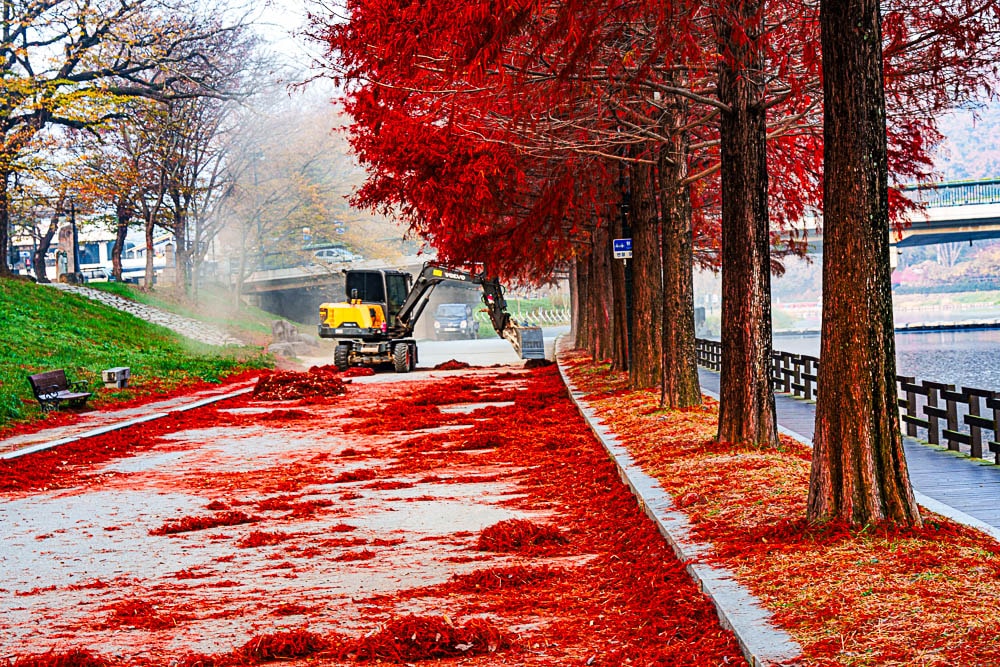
[101,367,131,389]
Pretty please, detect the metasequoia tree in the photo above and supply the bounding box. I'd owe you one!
[0,0,248,278]
[807,0,922,526]
[713,0,778,446]
[806,0,1000,526]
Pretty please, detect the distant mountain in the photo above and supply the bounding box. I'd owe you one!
[932,104,1000,181]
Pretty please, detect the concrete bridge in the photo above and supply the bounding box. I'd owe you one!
[242,255,487,328]
[894,179,1000,247]
[242,255,427,295]
[791,178,1000,251]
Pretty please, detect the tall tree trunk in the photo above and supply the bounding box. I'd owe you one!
[610,182,630,373]
[590,220,616,362]
[808,0,921,527]
[111,198,131,282]
[628,155,662,389]
[715,1,778,446]
[575,245,592,352]
[171,189,191,292]
[33,229,54,283]
[658,114,701,409]
[584,239,602,361]
[569,258,580,346]
[33,196,66,284]
[144,215,155,290]
[582,227,612,361]
[0,170,11,278]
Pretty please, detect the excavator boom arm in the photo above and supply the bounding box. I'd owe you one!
[393,262,544,360]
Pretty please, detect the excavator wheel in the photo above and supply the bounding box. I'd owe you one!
[334,344,350,371]
[392,343,413,373]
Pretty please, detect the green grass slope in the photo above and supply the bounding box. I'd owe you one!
[0,278,271,426]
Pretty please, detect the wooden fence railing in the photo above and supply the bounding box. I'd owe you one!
[695,338,1000,464]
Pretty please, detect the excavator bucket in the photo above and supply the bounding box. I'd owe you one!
[512,325,546,360]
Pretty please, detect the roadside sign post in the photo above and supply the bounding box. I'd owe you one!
[613,238,633,262]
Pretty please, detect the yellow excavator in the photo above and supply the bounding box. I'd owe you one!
[318,262,545,372]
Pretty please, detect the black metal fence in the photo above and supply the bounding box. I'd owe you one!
[695,338,1000,464]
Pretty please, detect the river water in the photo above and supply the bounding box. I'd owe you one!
[773,328,1000,393]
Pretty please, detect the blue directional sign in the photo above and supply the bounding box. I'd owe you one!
[613,237,633,259]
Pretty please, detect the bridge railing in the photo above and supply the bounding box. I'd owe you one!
[899,178,1000,208]
[695,338,1000,464]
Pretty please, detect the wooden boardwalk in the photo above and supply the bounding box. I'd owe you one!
[699,368,1000,531]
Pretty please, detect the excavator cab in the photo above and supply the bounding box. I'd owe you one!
[319,269,411,343]
[344,269,411,328]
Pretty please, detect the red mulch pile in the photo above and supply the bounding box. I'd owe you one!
[450,565,564,592]
[252,368,347,401]
[343,615,508,662]
[236,630,330,663]
[476,519,567,552]
[340,367,376,377]
[98,598,186,631]
[9,649,110,667]
[150,510,259,536]
[433,360,472,370]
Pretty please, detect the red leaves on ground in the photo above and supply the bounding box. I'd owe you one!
[172,630,330,667]
[99,599,183,630]
[453,432,505,450]
[433,360,472,370]
[237,530,295,548]
[477,518,567,552]
[252,369,346,401]
[330,468,378,483]
[344,614,508,662]
[348,401,451,433]
[450,565,563,592]
[150,511,259,536]
[236,630,330,663]
[10,650,110,667]
[5,362,749,667]
[340,367,376,377]
[256,408,312,421]
[332,549,377,561]
[255,496,334,518]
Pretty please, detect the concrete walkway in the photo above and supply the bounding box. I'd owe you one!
[0,381,257,459]
[699,367,1000,540]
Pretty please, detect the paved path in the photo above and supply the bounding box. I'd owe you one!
[700,368,1000,536]
[0,381,258,458]
[47,283,244,346]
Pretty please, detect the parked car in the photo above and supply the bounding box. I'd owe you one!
[80,267,114,283]
[433,303,479,340]
[313,247,359,263]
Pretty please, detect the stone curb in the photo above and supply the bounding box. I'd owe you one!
[0,387,255,461]
[555,349,802,667]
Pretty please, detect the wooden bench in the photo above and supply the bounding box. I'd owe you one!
[27,370,92,412]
